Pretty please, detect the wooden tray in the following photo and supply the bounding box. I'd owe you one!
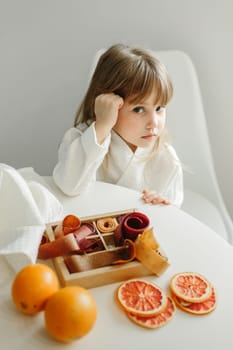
[44,209,168,289]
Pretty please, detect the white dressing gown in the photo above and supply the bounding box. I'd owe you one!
[53,122,183,207]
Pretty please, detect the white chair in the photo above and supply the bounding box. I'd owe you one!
[84,48,233,244]
[155,50,233,244]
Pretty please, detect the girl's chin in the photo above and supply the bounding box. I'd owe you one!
[140,138,157,147]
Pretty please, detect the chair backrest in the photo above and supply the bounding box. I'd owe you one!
[155,50,233,243]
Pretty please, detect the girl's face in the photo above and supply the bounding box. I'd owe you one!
[113,90,166,152]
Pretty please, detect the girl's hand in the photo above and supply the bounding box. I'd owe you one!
[142,189,170,205]
[95,93,124,144]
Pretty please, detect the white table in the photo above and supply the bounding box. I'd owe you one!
[1,181,233,349]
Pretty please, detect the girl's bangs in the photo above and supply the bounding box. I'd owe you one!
[124,66,173,106]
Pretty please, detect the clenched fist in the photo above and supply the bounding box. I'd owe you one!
[94,93,124,144]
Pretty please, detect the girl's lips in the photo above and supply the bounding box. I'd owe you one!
[142,134,156,139]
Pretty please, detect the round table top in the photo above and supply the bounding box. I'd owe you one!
[1,180,233,350]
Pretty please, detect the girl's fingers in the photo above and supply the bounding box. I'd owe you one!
[142,189,155,199]
[142,189,170,205]
[152,197,170,205]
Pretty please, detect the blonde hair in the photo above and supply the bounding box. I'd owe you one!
[74,43,173,129]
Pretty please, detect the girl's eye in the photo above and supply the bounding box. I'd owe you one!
[156,106,165,112]
[133,106,144,113]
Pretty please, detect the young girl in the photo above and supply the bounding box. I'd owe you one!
[53,43,183,207]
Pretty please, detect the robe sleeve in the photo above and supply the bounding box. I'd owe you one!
[159,144,184,207]
[53,122,110,196]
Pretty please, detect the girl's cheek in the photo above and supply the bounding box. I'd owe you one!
[158,120,165,129]
[161,117,166,127]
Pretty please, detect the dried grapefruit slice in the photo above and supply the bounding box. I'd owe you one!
[126,296,176,329]
[116,279,167,317]
[172,287,216,315]
[170,272,212,303]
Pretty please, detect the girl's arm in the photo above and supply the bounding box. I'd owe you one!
[53,94,123,196]
[163,166,184,207]
[53,123,110,196]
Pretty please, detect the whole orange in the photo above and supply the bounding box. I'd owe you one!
[11,263,59,315]
[44,286,97,342]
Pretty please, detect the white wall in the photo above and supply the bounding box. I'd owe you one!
[0,0,232,218]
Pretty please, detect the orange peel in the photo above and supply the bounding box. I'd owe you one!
[112,239,136,264]
[135,228,169,276]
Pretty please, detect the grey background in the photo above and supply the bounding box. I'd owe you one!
[0,0,232,218]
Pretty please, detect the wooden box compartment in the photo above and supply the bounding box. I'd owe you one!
[44,209,166,289]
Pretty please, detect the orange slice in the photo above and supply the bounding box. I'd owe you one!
[116,279,167,317]
[126,296,176,329]
[170,272,212,303]
[62,215,81,235]
[172,287,217,315]
[54,215,81,238]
